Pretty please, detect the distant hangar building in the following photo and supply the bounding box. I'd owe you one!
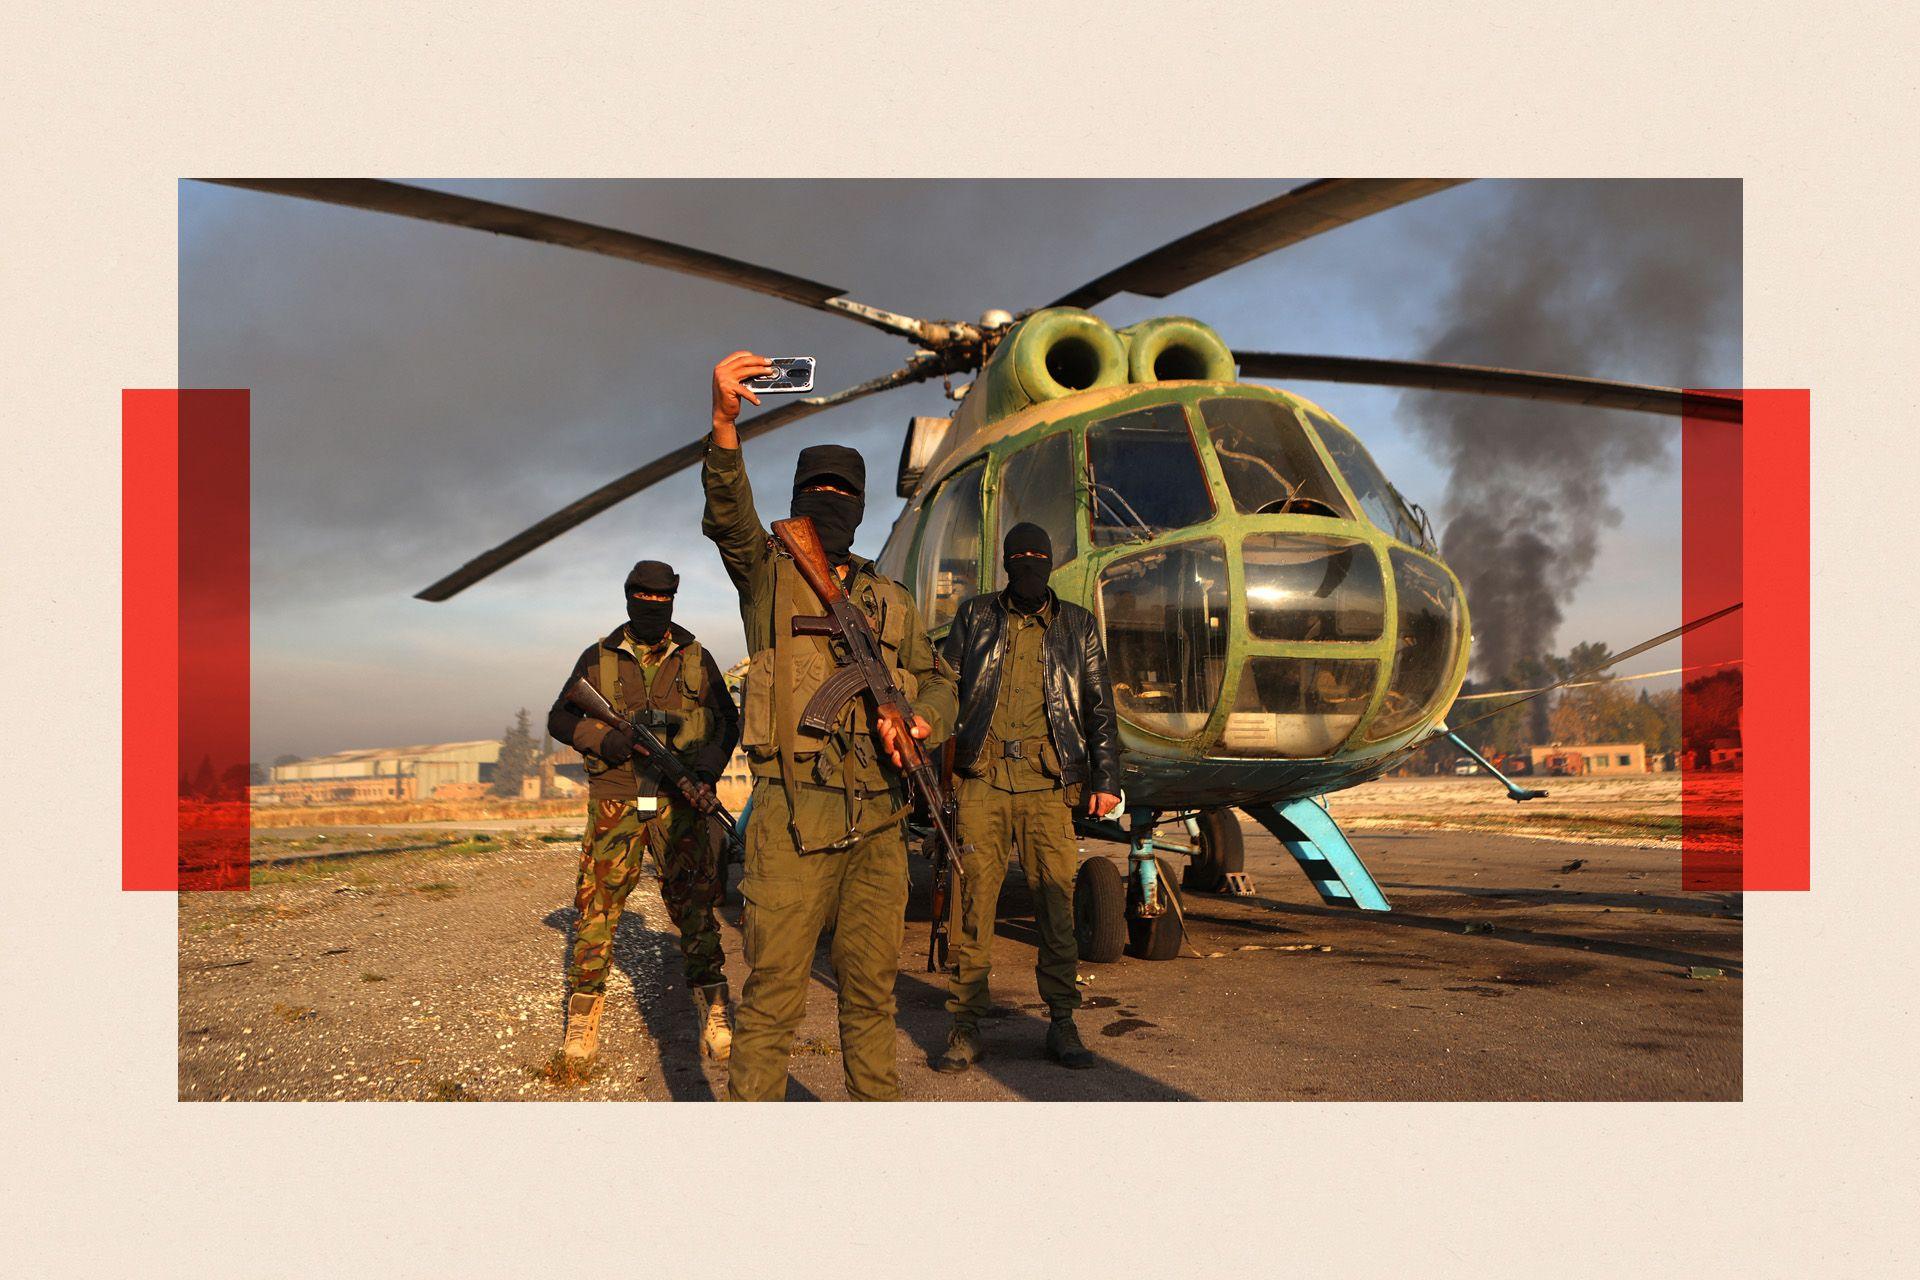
[257,740,501,805]
[1528,742,1647,777]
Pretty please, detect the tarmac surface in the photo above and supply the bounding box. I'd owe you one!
[179,799,1740,1102]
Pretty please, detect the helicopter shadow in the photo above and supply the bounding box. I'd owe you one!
[897,859,1200,1101]
[891,968,1199,1101]
[1379,880,1743,920]
[1232,893,1743,977]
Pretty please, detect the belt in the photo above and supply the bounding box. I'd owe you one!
[997,736,1046,760]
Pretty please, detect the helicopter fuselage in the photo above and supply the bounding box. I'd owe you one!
[875,364,1472,814]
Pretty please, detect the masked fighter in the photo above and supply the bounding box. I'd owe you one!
[547,559,740,1070]
[935,522,1122,1072]
[701,350,958,1101]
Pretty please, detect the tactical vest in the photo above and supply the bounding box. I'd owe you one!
[582,636,711,788]
[738,551,921,796]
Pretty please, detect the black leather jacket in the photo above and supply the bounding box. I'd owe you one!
[939,590,1122,797]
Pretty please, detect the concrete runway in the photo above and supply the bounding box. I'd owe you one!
[877,817,1740,1101]
[183,813,1739,1101]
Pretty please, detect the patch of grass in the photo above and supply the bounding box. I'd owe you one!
[540,833,579,844]
[793,1037,839,1057]
[428,1078,471,1102]
[414,882,460,898]
[359,972,388,983]
[272,1003,318,1024]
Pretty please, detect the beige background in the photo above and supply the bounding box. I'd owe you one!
[2,3,1914,1275]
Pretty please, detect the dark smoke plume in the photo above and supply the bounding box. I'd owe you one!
[1406,181,1740,685]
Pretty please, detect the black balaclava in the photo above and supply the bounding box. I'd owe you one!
[1003,522,1053,613]
[791,444,867,564]
[624,559,678,644]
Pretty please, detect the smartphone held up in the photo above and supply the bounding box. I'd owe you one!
[744,357,816,394]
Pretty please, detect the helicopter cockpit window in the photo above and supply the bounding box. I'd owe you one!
[1199,398,1351,519]
[1219,656,1378,758]
[994,430,1079,586]
[1242,533,1385,642]
[1085,404,1215,546]
[913,461,985,629]
[1097,538,1229,739]
[1366,549,1464,741]
[1304,411,1432,549]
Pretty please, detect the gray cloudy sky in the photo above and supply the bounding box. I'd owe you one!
[177,179,1739,762]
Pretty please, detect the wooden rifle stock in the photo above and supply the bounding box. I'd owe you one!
[770,515,841,603]
[771,515,931,773]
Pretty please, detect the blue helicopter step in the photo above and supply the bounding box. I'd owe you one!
[1244,798,1391,912]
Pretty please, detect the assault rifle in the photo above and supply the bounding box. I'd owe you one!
[770,515,966,972]
[564,676,741,849]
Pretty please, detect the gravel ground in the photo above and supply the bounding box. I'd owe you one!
[182,793,1741,1102]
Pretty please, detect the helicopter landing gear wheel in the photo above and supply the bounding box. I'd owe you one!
[1074,857,1126,963]
[1180,808,1246,893]
[1126,859,1184,961]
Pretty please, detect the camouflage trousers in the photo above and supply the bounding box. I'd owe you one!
[566,794,725,996]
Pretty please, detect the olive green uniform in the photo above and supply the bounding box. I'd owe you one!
[701,438,957,1102]
[946,601,1085,1027]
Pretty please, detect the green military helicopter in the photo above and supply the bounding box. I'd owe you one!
[205,178,1742,963]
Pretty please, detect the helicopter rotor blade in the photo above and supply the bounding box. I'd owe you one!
[414,361,938,602]
[1234,350,1744,422]
[200,179,939,343]
[1050,178,1467,310]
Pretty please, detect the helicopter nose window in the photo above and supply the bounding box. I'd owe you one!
[994,430,1079,585]
[1303,411,1432,549]
[1219,656,1378,758]
[1097,538,1229,739]
[1085,403,1215,546]
[1242,533,1385,642]
[1365,549,1465,741]
[912,461,985,629]
[1199,398,1351,519]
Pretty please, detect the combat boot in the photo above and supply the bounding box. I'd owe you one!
[934,1023,983,1074]
[1045,1013,1095,1069]
[563,991,605,1070]
[693,982,733,1061]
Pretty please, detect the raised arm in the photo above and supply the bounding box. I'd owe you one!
[701,350,778,591]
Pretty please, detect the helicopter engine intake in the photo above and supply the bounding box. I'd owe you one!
[1119,316,1237,384]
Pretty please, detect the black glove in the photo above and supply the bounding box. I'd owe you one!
[596,726,636,768]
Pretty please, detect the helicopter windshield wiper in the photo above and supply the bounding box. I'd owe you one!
[1085,481,1155,543]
